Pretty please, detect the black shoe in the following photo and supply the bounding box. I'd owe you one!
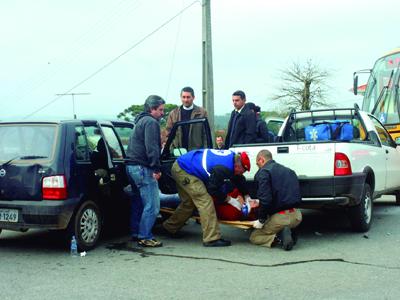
[203,239,231,247]
[280,227,294,251]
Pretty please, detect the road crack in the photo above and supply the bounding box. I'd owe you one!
[106,242,400,270]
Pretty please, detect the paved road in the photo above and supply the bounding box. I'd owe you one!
[1,198,400,299]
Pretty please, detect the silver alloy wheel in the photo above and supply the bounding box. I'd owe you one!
[364,190,372,225]
[79,208,99,243]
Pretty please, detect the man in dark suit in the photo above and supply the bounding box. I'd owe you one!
[224,90,257,149]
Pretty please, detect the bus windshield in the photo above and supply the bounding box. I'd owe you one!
[362,51,400,125]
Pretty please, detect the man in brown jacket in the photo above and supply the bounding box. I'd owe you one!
[166,87,208,151]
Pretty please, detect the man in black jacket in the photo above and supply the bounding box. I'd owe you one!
[246,103,271,143]
[224,90,257,148]
[125,95,165,248]
[250,149,302,251]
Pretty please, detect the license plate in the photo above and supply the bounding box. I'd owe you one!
[0,209,18,223]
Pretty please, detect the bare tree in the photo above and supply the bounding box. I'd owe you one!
[272,60,332,111]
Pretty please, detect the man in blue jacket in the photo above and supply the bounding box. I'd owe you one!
[250,149,302,251]
[163,149,251,247]
[125,95,165,248]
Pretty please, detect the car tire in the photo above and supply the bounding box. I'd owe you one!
[395,191,400,206]
[349,183,373,232]
[68,200,102,251]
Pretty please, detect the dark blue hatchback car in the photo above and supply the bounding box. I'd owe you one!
[0,119,133,250]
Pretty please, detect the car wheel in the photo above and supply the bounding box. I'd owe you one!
[395,191,400,206]
[69,200,102,251]
[349,183,373,232]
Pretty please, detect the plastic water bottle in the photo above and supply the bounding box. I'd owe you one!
[70,235,78,257]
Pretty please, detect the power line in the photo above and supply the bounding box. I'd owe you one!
[23,0,199,119]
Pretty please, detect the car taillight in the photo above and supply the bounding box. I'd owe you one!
[42,175,67,200]
[334,152,352,176]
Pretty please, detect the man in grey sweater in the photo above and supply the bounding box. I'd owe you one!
[125,95,165,247]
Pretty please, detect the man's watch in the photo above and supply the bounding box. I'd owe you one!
[258,218,266,224]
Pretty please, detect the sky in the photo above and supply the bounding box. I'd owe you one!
[1,0,399,121]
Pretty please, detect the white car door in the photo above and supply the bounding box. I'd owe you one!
[369,116,400,189]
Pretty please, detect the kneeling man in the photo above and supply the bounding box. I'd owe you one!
[250,149,302,251]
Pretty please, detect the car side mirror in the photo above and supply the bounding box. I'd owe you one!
[353,74,359,96]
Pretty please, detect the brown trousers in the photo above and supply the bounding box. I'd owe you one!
[163,162,221,243]
[250,209,302,247]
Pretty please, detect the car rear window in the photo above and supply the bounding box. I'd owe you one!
[0,124,57,162]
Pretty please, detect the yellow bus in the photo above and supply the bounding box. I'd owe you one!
[354,48,400,142]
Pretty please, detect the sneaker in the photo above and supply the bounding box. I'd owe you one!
[138,239,163,247]
[279,226,294,251]
[203,238,232,247]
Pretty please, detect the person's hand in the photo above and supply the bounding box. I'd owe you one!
[153,172,162,180]
[237,195,245,205]
[227,197,242,211]
[252,220,264,229]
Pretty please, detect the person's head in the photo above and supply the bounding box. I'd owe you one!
[254,105,261,118]
[144,95,165,120]
[246,102,256,112]
[233,152,251,175]
[232,90,246,110]
[215,135,224,147]
[180,86,195,108]
[256,149,272,169]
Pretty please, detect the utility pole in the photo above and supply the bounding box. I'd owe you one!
[56,92,90,119]
[202,0,215,133]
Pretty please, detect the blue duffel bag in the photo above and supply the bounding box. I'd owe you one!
[305,123,332,141]
[305,121,354,141]
[331,121,353,141]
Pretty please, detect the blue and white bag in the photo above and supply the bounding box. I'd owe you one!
[305,123,332,141]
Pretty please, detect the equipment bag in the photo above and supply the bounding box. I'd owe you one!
[331,121,354,141]
[304,123,332,141]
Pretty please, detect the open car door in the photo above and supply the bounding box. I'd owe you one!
[158,118,212,194]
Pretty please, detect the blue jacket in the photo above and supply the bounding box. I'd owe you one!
[177,149,234,182]
[177,149,247,201]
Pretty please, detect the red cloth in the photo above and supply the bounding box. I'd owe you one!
[213,188,257,221]
[215,203,242,220]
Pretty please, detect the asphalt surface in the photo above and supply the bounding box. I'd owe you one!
[1,197,400,300]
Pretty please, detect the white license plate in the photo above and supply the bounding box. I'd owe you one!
[0,209,19,223]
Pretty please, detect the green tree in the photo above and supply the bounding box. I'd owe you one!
[117,103,178,128]
[272,59,332,111]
